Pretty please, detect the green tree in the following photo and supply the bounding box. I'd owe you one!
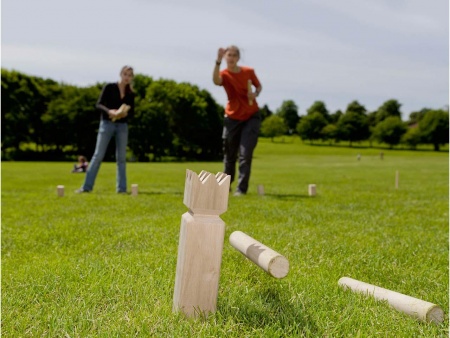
[329,110,343,124]
[259,104,272,123]
[336,101,370,146]
[130,78,223,160]
[419,109,449,151]
[408,108,430,125]
[372,116,407,148]
[376,99,402,123]
[261,115,287,141]
[296,112,328,144]
[276,100,299,132]
[321,124,338,145]
[307,101,330,121]
[401,127,422,149]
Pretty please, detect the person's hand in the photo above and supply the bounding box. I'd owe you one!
[117,110,128,119]
[108,109,118,119]
[248,91,258,102]
[217,48,227,62]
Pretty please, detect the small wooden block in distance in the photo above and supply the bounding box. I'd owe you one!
[131,184,138,196]
[257,184,265,196]
[308,184,316,196]
[229,231,289,279]
[57,185,64,197]
[338,277,444,324]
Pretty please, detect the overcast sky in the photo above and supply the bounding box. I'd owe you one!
[2,0,449,118]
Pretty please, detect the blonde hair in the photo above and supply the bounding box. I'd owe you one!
[120,65,134,93]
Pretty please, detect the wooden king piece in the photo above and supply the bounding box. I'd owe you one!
[173,169,231,318]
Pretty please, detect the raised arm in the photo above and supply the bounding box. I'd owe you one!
[213,48,227,86]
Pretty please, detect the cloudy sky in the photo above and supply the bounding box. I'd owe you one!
[2,0,448,118]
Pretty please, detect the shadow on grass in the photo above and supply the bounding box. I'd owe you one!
[265,193,313,201]
[222,286,319,335]
[132,191,183,196]
[307,142,449,153]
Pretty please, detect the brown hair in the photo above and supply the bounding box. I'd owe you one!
[227,45,240,58]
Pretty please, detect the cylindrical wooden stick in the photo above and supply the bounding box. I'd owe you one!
[131,184,138,196]
[229,231,289,279]
[247,80,253,105]
[308,184,316,196]
[57,185,64,197]
[338,277,444,324]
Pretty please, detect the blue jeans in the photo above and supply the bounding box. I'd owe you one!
[81,120,128,192]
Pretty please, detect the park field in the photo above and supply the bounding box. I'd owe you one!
[1,138,448,337]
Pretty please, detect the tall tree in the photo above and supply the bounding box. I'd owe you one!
[259,104,272,123]
[419,110,449,151]
[307,101,330,122]
[261,115,287,142]
[276,100,299,132]
[296,112,328,144]
[376,99,402,123]
[372,116,407,148]
[336,101,370,146]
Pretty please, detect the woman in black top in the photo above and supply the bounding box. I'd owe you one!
[76,65,135,193]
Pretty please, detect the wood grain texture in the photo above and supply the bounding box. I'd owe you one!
[229,231,289,279]
[338,277,444,324]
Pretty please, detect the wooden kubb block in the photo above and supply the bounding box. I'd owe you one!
[308,184,316,196]
[173,170,230,318]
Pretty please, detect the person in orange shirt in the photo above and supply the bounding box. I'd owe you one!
[213,45,262,196]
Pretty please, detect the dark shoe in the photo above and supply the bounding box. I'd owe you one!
[117,191,127,194]
[75,188,90,193]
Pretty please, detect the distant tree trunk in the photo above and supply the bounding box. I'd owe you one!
[434,143,440,151]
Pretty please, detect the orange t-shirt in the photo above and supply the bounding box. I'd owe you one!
[220,66,261,121]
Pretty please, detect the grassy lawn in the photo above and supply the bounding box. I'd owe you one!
[2,138,448,337]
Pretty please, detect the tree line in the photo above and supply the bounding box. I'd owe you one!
[2,69,448,163]
[2,69,223,161]
[261,99,449,151]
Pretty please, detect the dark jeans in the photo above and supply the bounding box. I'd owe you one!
[222,112,261,193]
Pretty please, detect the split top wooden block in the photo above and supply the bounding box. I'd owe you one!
[183,169,230,215]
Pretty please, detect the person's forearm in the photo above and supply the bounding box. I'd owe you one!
[96,103,110,114]
[213,60,222,85]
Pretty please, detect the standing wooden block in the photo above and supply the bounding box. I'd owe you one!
[338,277,444,324]
[111,103,131,122]
[257,184,265,196]
[131,184,138,196]
[57,185,64,197]
[395,170,399,189]
[308,184,316,196]
[229,231,289,279]
[173,170,230,318]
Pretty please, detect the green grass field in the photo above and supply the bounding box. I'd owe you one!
[2,138,448,337]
